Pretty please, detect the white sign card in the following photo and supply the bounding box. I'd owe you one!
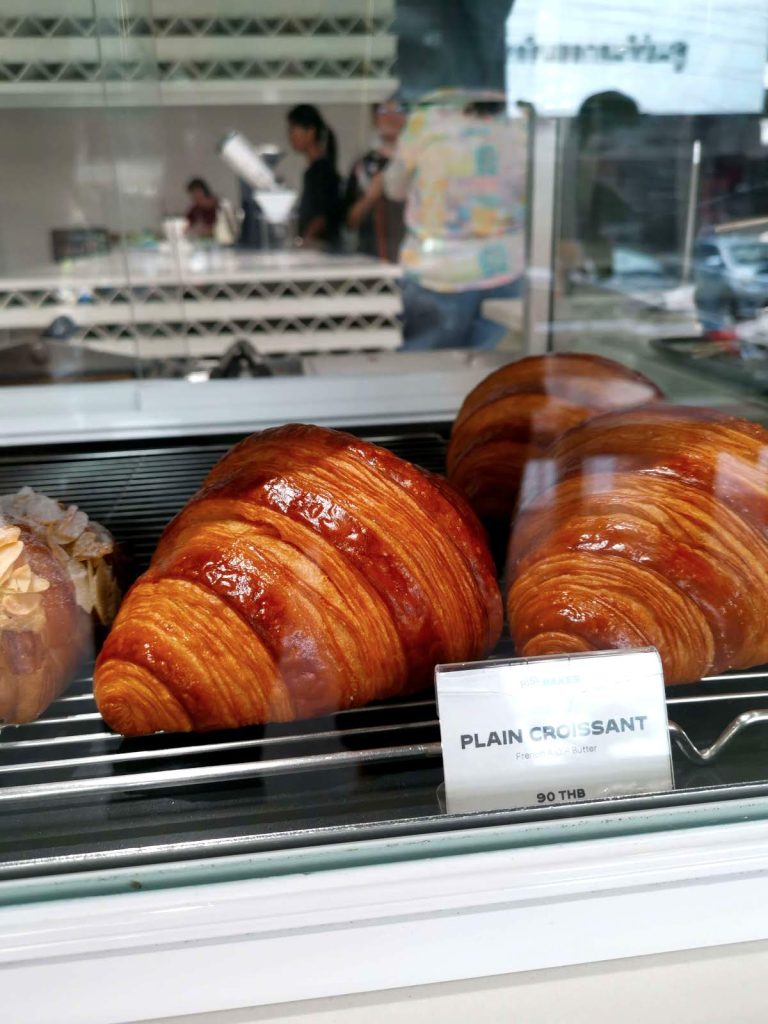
[436,647,673,815]
[506,0,768,115]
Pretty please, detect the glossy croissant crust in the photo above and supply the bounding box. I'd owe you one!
[94,424,503,735]
[507,406,768,684]
[447,354,662,529]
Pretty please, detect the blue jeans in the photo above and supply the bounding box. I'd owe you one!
[401,276,522,351]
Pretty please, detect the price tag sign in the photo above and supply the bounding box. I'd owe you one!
[436,648,673,815]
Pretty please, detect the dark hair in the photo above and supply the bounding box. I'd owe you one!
[287,103,337,169]
[464,100,506,117]
[186,176,213,197]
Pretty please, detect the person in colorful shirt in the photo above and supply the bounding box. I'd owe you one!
[384,91,527,349]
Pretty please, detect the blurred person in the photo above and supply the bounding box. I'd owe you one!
[574,92,640,278]
[344,98,407,262]
[286,104,342,250]
[384,92,527,349]
[185,177,219,240]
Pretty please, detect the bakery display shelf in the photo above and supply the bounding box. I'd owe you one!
[2,430,768,878]
[1,661,768,811]
[0,672,442,807]
[668,680,768,763]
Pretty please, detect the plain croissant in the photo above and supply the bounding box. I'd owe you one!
[447,354,663,534]
[507,406,768,685]
[95,424,502,735]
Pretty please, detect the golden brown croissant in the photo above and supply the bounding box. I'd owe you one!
[94,424,502,735]
[507,406,768,684]
[447,354,663,532]
[0,489,119,723]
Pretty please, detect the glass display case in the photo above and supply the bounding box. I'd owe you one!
[4,3,768,1022]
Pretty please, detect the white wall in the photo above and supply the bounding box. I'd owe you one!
[0,103,375,274]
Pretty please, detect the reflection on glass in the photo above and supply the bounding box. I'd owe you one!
[386,90,527,351]
[508,404,768,687]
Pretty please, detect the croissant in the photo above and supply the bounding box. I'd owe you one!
[0,489,119,723]
[447,354,663,533]
[507,406,768,684]
[94,424,502,735]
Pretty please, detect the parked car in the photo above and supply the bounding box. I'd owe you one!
[693,222,768,330]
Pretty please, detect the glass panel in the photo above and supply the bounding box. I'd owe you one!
[0,0,166,391]
[546,12,768,411]
[4,0,768,901]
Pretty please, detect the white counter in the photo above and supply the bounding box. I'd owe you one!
[3,247,401,289]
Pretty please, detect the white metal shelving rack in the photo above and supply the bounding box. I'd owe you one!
[0,0,397,107]
[0,248,403,358]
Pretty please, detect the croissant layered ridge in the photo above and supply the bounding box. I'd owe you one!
[507,406,768,685]
[447,354,663,533]
[95,425,503,735]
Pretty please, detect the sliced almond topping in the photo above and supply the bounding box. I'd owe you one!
[0,539,24,584]
[0,488,118,624]
[4,562,31,591]
[51,506,89,543]
[45,536,70,566]
[0,523,21,545]
[22,491,63,524]
[0,526,49,629]
[93,557,121,625]
[27,574,50,595]
[3,592,44,617]
[71,525,113,559]
[66,559,92,613]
